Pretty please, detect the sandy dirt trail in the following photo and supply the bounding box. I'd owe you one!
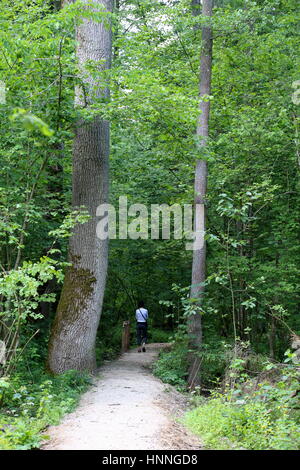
[42,343,202,450]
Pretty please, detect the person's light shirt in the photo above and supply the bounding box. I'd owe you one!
[135,308,148,322]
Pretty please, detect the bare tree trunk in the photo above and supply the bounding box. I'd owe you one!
[113,0,120,61]
[47,0,113,373]
[268,314,276,360]
[188,0,213,389]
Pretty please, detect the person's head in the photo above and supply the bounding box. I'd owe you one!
[138,300,145,309]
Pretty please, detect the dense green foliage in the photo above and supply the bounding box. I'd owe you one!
[0,0,299,450]
[153,343,189,387]
[0,362,91,449]
[185,357,300,450]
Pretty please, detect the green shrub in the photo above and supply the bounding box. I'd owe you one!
[152,342,188,388]
[185,363,300,450]
[148,327,172,343]
[199,340,229,388]
[185,396,300,450]
[96,323,123,363]
[0,369,91,450]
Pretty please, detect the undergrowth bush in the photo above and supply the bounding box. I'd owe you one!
[185,360,300,450]
[147,327,171,344]
[199,340,229,388]
[153,333,230,390]
[0,368,91,449]
[152,339,188,388]
[96,323,123,363]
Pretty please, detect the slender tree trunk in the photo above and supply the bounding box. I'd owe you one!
[268,314,276,360]
[188,0,213,389]
[113,0,120,61]
[47,0,113,373]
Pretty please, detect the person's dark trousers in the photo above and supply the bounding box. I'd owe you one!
[136,322,147,345]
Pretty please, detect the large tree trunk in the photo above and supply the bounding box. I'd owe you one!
[188,0,213,389]
[47,0,113,373]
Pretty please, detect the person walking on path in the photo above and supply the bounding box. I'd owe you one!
[136,301,148,352]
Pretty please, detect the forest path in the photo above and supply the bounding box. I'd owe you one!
[42,343,202,450]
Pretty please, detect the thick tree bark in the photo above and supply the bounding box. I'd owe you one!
[188,0,213,389]
[47,0,113,373]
